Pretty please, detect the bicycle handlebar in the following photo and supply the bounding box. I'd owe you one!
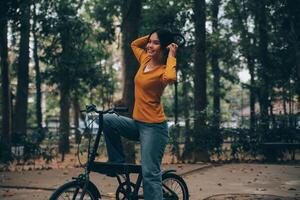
[80,104,128,114]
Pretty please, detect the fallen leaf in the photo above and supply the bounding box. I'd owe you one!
[256,188,266,191]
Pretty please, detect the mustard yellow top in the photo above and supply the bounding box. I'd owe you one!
[131,36,177,123]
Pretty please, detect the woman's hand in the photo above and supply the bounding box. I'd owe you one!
[167,43,178,58]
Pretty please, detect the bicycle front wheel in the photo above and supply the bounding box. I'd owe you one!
[49,181,99,200]
[162,173,189,200]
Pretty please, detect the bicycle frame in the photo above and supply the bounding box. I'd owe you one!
[76,106,145,199]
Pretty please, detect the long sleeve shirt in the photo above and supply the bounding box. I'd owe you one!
[131,36,177,123]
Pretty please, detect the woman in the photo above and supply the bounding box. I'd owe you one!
[103,29,179,200]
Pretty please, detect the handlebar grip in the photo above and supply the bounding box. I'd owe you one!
[86,104,97,113]
[114,107,128,113]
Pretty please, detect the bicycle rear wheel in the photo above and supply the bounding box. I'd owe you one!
[162,173,189,200]
[49,181,99,200]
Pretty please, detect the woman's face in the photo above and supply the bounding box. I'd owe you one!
[146,33,163,59]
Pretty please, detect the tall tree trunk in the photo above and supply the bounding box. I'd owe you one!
[120,0,141,163]
[58,24,72,160]
[14,0,31,137]
[59,85,70,161]
[0,1,12,162]
[121,0,141,114]
[256,0,270,133]
[249,61,256,131]
[33,3,42,130]
[211,0,221,130]
[193,0,209,162]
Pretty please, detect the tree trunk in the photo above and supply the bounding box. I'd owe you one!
[58,21,72,159]
[14,0,31,137]
[120,0,142,163]
[33,3,42,130]
[256,0,270,133]
[193,0,209,162]
[211,0,221,130]
[249,60,256,131]
[0,1,12,162]
[59,85,70,161]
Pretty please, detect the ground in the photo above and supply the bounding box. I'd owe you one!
[0,163,300,200]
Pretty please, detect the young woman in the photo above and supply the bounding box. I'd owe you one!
[103,29,179,200]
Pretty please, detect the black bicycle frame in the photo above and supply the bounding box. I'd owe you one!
[81,109,144,199]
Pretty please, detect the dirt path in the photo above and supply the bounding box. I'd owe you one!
[184,163,300,200]
[0,163,300,200]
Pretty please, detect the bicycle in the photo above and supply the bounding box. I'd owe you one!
[49,104,189,200]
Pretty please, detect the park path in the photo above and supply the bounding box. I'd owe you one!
[1,163,300,199]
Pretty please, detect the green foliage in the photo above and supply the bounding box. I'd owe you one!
[141,0,192,34]
[88,0,120,43]
[38,0,118,107]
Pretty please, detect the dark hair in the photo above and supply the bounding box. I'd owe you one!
[148,29,185,48]
[148,29,175,49]
[147,29,185,59]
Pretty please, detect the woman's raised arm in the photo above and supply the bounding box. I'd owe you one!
[131,35,149,64]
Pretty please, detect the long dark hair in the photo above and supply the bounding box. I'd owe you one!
[147,29,185,60]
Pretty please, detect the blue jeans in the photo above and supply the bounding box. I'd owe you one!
[103,113,169,200]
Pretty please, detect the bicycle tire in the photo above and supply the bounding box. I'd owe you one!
[49,181,99,200]
[162,173,189,200]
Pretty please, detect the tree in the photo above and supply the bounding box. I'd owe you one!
[120,0,142,115]
[14,0,31,138]
[255,0,270,132]
[193,0,209,162]
[210,0,221,130]
[119,0,142,163]
[32,2,43,130]
[0,0,12,162]
[40,0,107,160]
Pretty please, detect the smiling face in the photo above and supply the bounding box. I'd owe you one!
[146,32,163,59]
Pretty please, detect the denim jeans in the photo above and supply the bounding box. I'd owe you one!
[102,113,169,200]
